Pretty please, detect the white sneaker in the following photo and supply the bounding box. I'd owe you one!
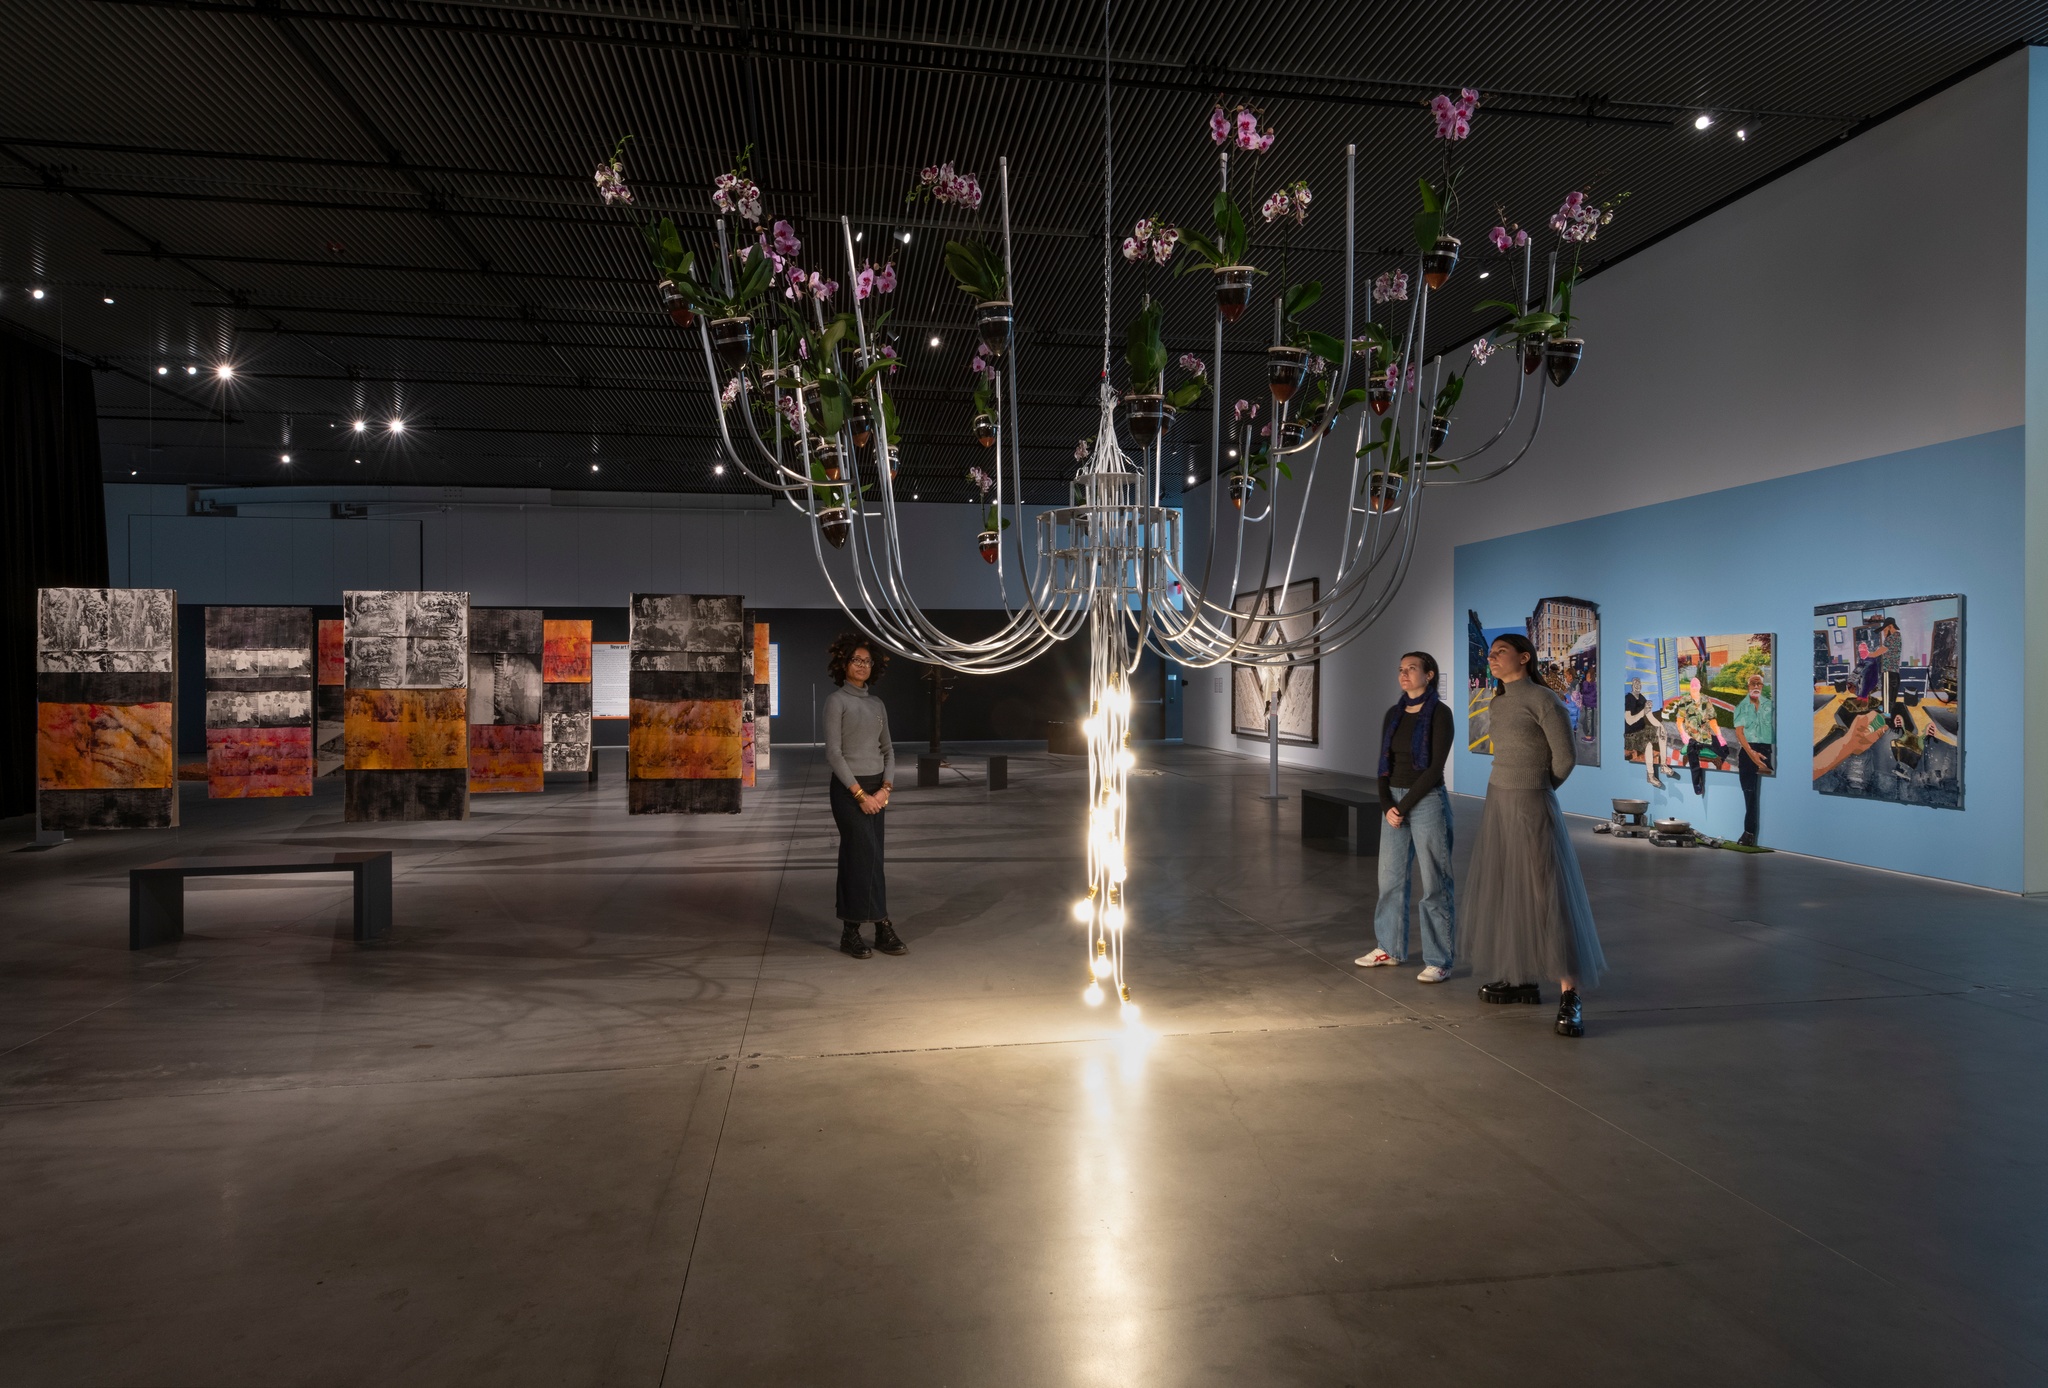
[1416,965,1451,984]
[1354,948,1399,967]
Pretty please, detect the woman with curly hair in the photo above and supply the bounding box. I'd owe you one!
[823,633,903,959]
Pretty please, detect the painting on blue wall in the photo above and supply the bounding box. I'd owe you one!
[1465,597,1599,765]
[1812,595,1963,810]
[1621,634,1775,784]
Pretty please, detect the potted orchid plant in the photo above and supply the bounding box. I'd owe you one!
[1265,280,1323,402]
[914,161,1011,357]
[969,464,1009,563]
[1474,190,1623,385]
[968,343,998,446]
[1122,301,1209,443]
[1415,89,1479,288]
[1175,189,1257,322]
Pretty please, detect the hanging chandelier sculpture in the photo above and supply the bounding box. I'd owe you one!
[593,45,1617,1021]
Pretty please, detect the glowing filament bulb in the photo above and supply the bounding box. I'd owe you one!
[1091,954,1113,978]
[1104,905,1126,931]
[1117,749,1135,771]
[1120,999,1140,1022]
[1083,716,1102,738]
[1071,898,1093,923]
[1084,983,1105,1006]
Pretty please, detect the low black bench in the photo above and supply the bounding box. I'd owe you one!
[916,754,1010,789]
[129,851,393,949]
[1301,786,1383,856]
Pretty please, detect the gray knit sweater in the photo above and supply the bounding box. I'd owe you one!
[1486,676,1577,791]
[823,683,895,789]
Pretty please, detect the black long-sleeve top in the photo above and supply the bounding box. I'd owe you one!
[1377,702,1454,816]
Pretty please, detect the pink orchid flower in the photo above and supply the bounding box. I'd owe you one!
[1210,106,1231,145]
[772,220,801,257]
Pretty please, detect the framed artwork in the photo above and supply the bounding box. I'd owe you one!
[1812,594,1962,809]
[628,594,747,814]
[1621,633,1776,777]
[1467,598,1599,764]
[542,619,594,773]
[468,608,544,794]
[315,618,345,777]
[1231,578,1318,746]
[343,590,470,822]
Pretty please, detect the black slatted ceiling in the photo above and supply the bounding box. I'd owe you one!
[0,0,2040,500]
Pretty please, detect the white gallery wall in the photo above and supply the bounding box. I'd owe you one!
[1183,51,2030,794]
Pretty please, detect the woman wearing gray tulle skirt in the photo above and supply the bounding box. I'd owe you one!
[1463,633,1606,1037]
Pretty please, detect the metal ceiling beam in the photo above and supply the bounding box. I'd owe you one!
[93,0,1846,130]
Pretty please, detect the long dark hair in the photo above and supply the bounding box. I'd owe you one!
[1490,632,1535,692]
[828,632,889,687]
[1379,651,1441,778]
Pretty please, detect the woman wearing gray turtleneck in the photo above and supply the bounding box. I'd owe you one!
[823,633,903,959]
[1462,633,1606,1036]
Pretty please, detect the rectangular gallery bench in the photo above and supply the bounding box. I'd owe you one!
[916,754,1009,789]
[128,850,393,949]
[1301,786,1383,856]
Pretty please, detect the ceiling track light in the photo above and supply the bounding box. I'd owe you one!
[1693,113,1714,131]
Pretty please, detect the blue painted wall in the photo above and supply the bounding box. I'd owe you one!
[1453,427,2024,891]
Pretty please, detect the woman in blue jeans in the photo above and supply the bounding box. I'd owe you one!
[1355,651,1457,982]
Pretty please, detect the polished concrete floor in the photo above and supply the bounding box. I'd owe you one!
[1,743,2044,1386]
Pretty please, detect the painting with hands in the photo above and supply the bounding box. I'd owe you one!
[1812,595,1962,809]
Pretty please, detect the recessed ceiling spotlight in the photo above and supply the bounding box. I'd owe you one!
[216,364,234,379]
[854,230,864,242]
[591,463,599,472]
[928,335,941,348]
[131,470,138,476]
[388,418,404,434]
[353,458,361,465]
[102,297,115,305]
[30,288,44,300]
[281,453,291,463]
[185,365,197,375]
[352,419,366,432]
[156,365,168,375]
[1187,474,1196,485]
[898,231,912,244]
[1478,271,1489,279]
[1227,447,1239,458]
[1693,113,1713,131]
[1736,128,1748,141]
[713,463,724,476]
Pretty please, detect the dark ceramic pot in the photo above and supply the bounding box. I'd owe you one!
[660,284,695,328]
[973,412,996,448]
[1363,473,1405,514]
[1267,345,1308,403]
[976,301,1013,358]
[813,442,843,483]
[1522,339,1544,375]
[1228,473,1254,509]
[819,507,851,548]
[1214,266,1256,323]
[1279,419,1308,448]
[1368,386,1392,417]
[1545,338,1584,387]
[1422,235,1461,291]
[849,408,873,449]
[978,529,1000,564]
[710,316,753,374]
[1123,393,1176,445]
[1429,413,1451,453]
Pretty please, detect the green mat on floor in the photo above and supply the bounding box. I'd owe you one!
[1713,840,1775,853]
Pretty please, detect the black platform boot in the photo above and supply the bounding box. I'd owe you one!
[1555,989,1584,1037]
[1480,980,1542,1005]
[839,921,873,959]
[873,919,908,956]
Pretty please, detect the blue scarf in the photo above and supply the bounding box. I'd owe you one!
[1378,685,1441,778]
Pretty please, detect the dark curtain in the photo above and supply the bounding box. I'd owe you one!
[0,335,109,818]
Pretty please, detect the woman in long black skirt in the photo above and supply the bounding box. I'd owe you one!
[1463,633,1606,1036]
[823,633,904,959]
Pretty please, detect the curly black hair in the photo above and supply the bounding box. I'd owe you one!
[827,632,889,687]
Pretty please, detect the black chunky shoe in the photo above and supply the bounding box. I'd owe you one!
[839,922,873,959]
[1555,989,1584,1037]
[1480,980,1542,1005]
[873,919,908,956]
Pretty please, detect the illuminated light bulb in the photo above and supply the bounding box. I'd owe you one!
[1083,983,1105,1006]
[1120,999,1141,1022]
[1117,749,1135,771]
[1071,898,1093,923]
[353,420,367,432]
[30,288,45,299]
[1105,905,1125,931]
[389,418,405,434]
[1082,717,1101,738]
[216,364,234,379]
[1091,954,1112,978]
[1693,113,1713,131]
[185,365,197,375]
[156,366,168,375]
[1104,791,1120,811]
[1116,688,1132,716]
[1109,860,1127,884]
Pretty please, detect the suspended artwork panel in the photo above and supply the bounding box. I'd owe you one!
[468,608,544,794]
[753,619,771,773]
[1812,595,1963,809]
[343,590,470,822]
[542,619,594,773]
[628,594,745,814]
[315,618,345,778]
[1231,579,1319,745]
[36,588,178,829]
[204,606,314,798]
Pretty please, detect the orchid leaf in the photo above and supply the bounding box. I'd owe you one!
[1283,280,1322,321]
[1213,189,1248,265]
[852,358,896,392]
[1304,331,1347,366]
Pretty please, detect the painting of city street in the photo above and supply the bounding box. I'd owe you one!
[1620,633,1776,777]
[1465,597,1599,765]
[1812,595,1962,810]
